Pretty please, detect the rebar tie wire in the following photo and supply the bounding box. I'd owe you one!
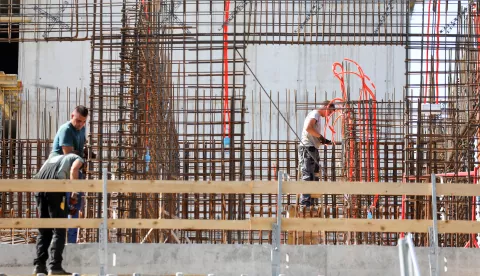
[235,48,323,167]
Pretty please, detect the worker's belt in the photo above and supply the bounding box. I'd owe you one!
[300,146,317,152]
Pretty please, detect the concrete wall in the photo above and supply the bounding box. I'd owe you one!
[17,0,95,139]
[243,45,405,142]
[17,1,406,142]
[1,244,479,276]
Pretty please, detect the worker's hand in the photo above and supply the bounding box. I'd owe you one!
[316,136,332,145]
[69,197,78,206]
[69,193,78,206]
[69,205,78,216]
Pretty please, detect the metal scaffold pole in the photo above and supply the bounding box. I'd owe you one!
[429,174,439,276]
[99,168,109,276]
[271,170,283,276]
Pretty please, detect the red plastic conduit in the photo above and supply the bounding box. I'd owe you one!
[331,59,380,217]
[424,0,432,104]
[331,60,379,184]
[223,1,231,139]
[435,0,441,104]
[142,0,151,147]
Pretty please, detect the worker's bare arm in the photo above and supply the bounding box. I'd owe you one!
[305,118,324,139]
[69,159,84,200]
[70,159,83,180]
[305,118,331,145]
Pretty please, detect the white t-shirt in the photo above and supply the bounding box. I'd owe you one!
[300,110,323,148]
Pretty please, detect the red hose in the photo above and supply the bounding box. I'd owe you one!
[332,59,379,185]
[424,0,432,104]
[223,1,231,138]
[435,0,441,104]
[142,0,150,146]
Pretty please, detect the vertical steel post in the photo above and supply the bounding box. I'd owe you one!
[99,168,108,276]
[398,238,408,276]
[271,171,282,276]
[429,174,439,276]
[406,234,421,276]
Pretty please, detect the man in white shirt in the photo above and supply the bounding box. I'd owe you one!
[298,100,336,207]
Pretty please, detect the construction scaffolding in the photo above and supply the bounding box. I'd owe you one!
[0,1,479,247]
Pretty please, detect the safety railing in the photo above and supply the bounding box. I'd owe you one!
[1,175,479,233]
[1,171,480,276]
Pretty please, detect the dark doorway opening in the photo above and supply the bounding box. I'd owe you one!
[0,23,19,74]
[0,0,20,74]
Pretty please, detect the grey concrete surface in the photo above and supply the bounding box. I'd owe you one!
[1,244,479,275]
[18,1,405,141]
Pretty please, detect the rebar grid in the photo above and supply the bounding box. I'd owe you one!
[0,1,480,247]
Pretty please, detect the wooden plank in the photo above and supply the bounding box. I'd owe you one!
[0,179,277,194]
[0,218,274,231]
[0,179,104,193]
[1,218,480,233]
[1,179,480,196]
[0,17,32,23]
[283,181,480,196]
[0,218,103,229]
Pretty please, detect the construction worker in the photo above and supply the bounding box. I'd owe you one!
[50,105,88,158]
[298,100,335,207]
[32,153,84,275]
[50,105,88,243]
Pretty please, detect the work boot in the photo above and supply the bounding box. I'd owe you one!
[33,264,48,275]
[48,267,70,275]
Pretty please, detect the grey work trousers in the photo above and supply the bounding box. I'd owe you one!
[34,192,67,270]
[298,146,320,206]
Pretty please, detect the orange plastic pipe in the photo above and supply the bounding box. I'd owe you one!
[223,1,231,138]
[142,0,150,146]
[424,0,432,104]
[332,59,380,183]
[435,0,441,104]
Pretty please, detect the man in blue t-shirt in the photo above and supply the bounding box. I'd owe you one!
[49,105,88,244]
[50,105,88,158]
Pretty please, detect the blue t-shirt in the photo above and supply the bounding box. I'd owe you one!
[51,122,86,157]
